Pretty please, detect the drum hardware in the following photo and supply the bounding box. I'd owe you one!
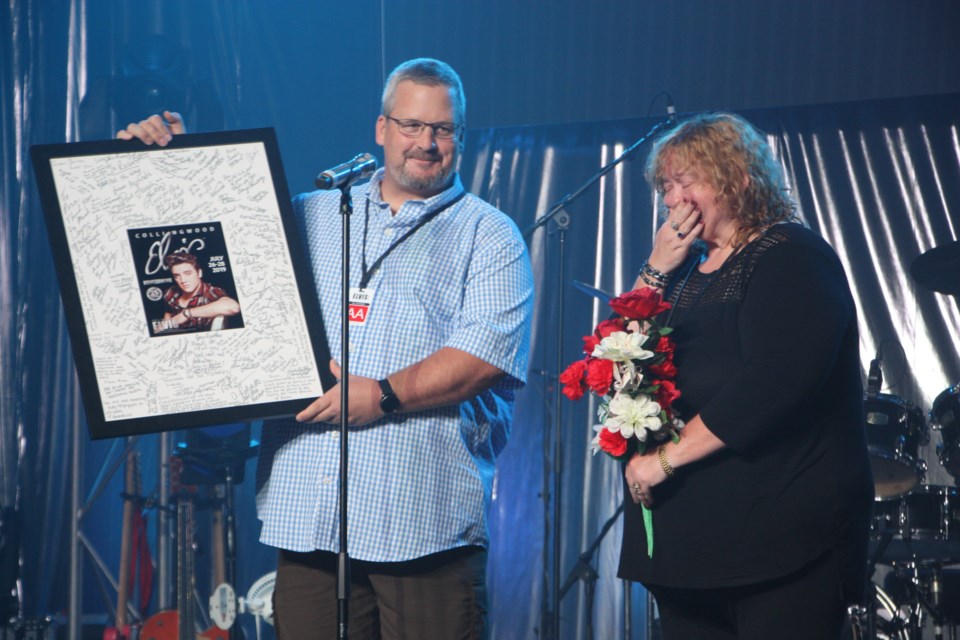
[878,563,958,640]
[848,604,866,640]
[855,581,910,640]
[932,383,960,479]
[865,394,929,499]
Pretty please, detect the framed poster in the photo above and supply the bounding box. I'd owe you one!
[31,128,335,439]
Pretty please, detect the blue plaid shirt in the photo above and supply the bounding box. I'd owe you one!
[255,170,534,561]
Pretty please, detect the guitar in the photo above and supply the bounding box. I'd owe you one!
[103,444,140,640]
[140,457,228,640]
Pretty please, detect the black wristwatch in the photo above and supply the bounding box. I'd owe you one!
[378,378,401,414]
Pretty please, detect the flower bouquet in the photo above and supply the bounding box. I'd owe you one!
[559,286,684,556]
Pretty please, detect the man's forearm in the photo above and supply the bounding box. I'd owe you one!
[387,347,507,413]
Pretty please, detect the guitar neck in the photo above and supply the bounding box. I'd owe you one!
[115,450,135,630]
[176,495,195,640]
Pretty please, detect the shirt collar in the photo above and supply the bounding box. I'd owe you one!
[366,168,466,220]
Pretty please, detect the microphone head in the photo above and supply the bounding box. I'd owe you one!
[352,152,378,176]
[666,94,677,123]
[314,152,378,190]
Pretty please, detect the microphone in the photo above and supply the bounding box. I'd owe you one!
[666,94,677,123]
[314,153,378,190]
[866,345,883,398]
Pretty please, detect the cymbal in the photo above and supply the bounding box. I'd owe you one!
[911,240,960,295]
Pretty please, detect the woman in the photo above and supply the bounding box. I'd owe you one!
[621,113,874,639]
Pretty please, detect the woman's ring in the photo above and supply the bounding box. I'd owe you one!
[677,231,685,239]
[670,221,680,231]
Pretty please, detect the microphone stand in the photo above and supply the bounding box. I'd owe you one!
[556,503,624,640]
[523,119,669,639]
[336,185,354,640]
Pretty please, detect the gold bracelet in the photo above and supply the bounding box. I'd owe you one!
[658,444,675,478]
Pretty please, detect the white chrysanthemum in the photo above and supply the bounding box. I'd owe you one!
[603,393,662,441]
[591,331,654,362]
[589,424,604,455]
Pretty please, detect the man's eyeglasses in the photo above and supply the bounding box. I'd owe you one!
[385,116,462,140]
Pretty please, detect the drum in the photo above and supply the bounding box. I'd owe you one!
[870,485,960,563]
[864,394,927,499]
[932,383,960,477]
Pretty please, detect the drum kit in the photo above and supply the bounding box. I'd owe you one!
[858,241,960,639]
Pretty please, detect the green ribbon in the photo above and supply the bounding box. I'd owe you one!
[643,504,654,557]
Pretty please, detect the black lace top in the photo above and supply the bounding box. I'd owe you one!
[619,223,874,601]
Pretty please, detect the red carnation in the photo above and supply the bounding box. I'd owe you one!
[559,360,588,400]
[654,379,681,408]
[609,287,671,320]
[585,358,614,395]
[595,318,623,338]
[656,336,675,354]
[598,427,629,458]
[582,334,600,355]
[649,359,678,379]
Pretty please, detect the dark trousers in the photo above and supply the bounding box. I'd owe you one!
[273,546,488,640]
[649,551,846,640]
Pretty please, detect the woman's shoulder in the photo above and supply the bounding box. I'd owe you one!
[727,223,843,290]
[740,224,852,299]
[748,222,838,262]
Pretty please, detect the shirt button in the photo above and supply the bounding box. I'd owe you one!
[322,475,333,485]
[384,228,394,237]
[330,431,339,439]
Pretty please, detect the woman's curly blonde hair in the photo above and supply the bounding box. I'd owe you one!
[645,113,798,248]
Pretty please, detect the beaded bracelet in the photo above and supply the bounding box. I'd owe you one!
[638,271,663,289]
[638,262,668,288]
[641,261,671,283]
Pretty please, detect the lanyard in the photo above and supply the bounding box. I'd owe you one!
[359,191,467,288]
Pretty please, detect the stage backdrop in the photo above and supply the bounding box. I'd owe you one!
[461,92,960,638]
[3,2,960,639]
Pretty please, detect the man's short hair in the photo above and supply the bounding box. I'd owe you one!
[382,58,466,127]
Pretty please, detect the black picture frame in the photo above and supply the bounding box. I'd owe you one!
[31,128,335,439]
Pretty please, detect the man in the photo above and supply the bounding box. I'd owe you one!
[158,251,240,332]
[120,58,534,638]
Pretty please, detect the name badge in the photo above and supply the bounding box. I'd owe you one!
[348,287,373,325]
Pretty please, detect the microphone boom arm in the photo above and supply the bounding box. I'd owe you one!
[523,120,669,239]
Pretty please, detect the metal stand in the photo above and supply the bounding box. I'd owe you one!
[69,435,149,640]
[336,184,355,640]
[158,431,174,610]
[556,504,624,640]
[525,119,669,639]
[177,429,257,640]
[68,413,83,640]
